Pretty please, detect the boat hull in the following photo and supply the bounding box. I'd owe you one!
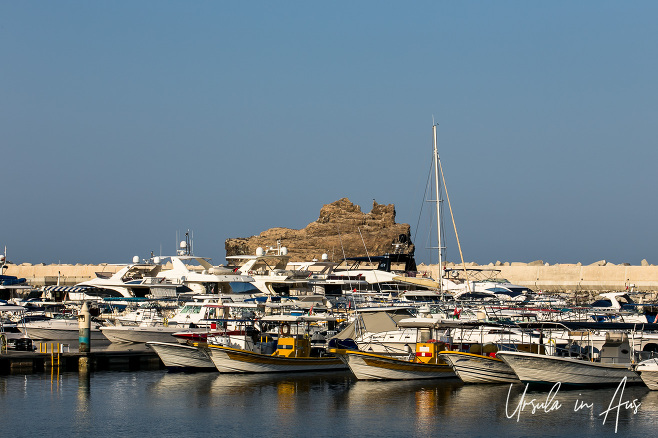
[497,351,642,387]
[334,350,456,380]
[21,321,106,341]
[635,360,658,390]
[440,351,518,384]
[207,345,346,373]
[638,370,658,390]
[100,326,186,344]
[147,342,216,371]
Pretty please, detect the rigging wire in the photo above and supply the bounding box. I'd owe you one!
[413,162,432,264]
[438,153,470,292]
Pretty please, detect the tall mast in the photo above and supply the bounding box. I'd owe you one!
[433,123,443,289]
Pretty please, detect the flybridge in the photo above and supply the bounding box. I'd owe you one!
[337,253,418,274]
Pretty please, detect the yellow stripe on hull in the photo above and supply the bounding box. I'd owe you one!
[207,345,346,373]
[336,350,456,380]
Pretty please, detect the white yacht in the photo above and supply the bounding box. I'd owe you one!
[331,251,436,296]
[100,298,253,344]
[443,268,533,302]
[76,258,180,298]
[226,241,311,296]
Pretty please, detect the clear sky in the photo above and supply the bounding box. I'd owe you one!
[2,1,657,266]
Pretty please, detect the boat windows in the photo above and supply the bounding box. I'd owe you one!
[179,305,202,314]
[590,299,613,308]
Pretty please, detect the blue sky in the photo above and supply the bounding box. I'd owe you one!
[2,2,657,266]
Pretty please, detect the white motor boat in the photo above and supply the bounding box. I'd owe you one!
[100,325,201,344]
[146,341,216,371]
[635,358,658,390]
[20,317,107,341]
[440,350,518,384]
[0,304,34,350]
[100,299,255,344]
[497,333,642,387]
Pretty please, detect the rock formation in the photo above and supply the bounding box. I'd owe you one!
[224,198,414,261]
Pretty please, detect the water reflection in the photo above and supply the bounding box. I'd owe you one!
[77,371,90,412]
[3,370,658,437]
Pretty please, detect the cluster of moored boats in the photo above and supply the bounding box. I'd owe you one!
[3,239,658,391]
[4,127,657,389]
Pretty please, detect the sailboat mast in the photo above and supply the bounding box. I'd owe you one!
[432,124,443,288]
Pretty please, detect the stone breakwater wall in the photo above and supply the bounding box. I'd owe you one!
[4,264,125,286]
[418,261,658,293]
[6,260,658,292]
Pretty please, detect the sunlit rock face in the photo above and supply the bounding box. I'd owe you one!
[225,198,413,261]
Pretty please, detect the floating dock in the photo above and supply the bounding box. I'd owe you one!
[0,342,163,374]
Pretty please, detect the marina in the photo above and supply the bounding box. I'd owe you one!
[1,369,656,437]
[3,1,657,436]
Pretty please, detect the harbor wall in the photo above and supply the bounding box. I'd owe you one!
[5,261,658,293]
[418,263,658,292]
[3,264,124,287]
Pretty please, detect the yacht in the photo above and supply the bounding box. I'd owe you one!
[443,268,533,302]
[100,297,258,344]
[226,241,311,296]
[332,252,438,296]
[76,258,181,298]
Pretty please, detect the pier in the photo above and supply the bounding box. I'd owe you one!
[0,342,163,375]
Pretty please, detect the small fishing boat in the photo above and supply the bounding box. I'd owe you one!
[329,341,456,380]
[207,335,346,373]
[146,341,216,371]
[147,323,263,371]
[439,349,518,384]
[635,358,658,390]
[100,325,200,344]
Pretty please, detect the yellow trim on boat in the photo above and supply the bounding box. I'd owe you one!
[438,350,504,362]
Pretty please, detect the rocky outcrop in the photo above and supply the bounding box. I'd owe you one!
[225,198,413,261]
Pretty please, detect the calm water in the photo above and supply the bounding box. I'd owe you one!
[1,370,657,437]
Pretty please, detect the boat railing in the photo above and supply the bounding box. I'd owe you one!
[360,339,415,359]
